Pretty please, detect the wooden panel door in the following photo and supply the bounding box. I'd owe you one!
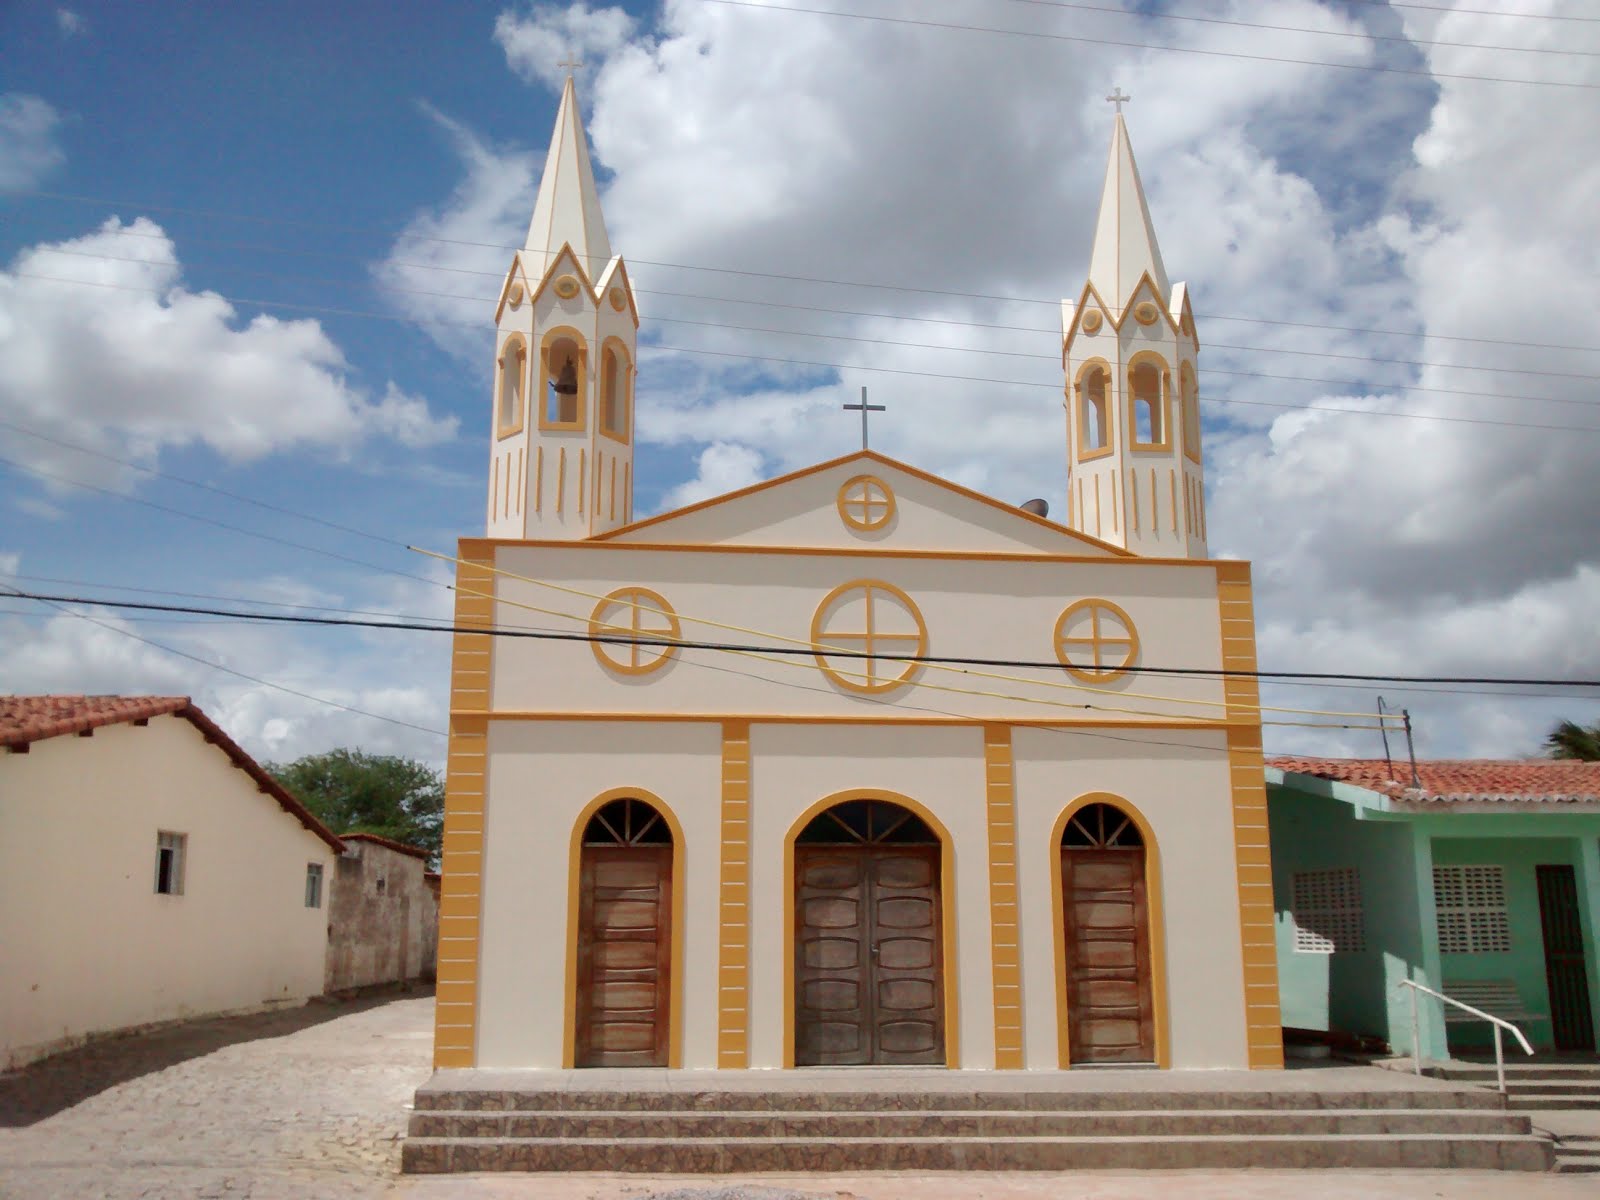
[1536,864,1595,1052]
[575,845,671,1067]
[1063,847,1155,1064]
[795,846,944,1065]
[870,847,944,1064]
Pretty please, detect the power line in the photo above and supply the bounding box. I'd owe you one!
[700,0,1599,89]
[31,240,1600,384]
[7,589,1597,691]
[4,588,447,738]
[15,189,1600,355]
[1341,0,1599,24]
[998,0,1600,55]
[11,272,1600,437]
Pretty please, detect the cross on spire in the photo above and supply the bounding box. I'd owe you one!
[843,386,885,450]
[557,57,584,75]
[1106,87,1131,114]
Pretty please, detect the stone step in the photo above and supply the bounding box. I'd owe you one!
[1438,1067,1600,1083]
[1499,1082,1600,1096]
[409,1107,1530,1140]
[1509,1094,1600,1111]
[400,1132,1554,1173]
[412,1087,1506,1114]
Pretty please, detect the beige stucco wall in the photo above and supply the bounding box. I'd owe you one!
[476,719,724,1068]
[325,841,440,992]
[1013,726,1248,1068]
[488,543,1227,722]
[0,716,335,1068]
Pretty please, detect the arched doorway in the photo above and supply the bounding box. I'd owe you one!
[793,799,945,1066]
[574,796,672,1067]
[1060,801,1155,1064]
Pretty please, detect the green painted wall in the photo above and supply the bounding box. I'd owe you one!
[1431,836,1575,1052]
[1268,789,1437,1054]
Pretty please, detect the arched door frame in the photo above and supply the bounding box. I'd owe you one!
[782,787,960,1068]
[1049,791,1171,1068]
[562,787,686,1068]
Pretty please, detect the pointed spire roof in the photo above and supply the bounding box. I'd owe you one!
[524,74,613,282]
[1086,113,1169,311]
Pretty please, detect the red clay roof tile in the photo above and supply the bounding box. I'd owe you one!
[1269,756,1600,804]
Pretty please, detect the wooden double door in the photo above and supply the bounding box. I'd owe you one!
[795,844,945,1065]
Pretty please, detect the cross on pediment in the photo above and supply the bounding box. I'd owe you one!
[843,386,886,450]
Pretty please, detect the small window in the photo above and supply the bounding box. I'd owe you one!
[1181,364,1200,460]
[375,876,387,895]
[1291,867,1364,953]
[1434,865,1510,953]
[155,831,187,896]
[544,334,584,426]
[1078,366,1109,452]
[305,863,323,909]
[1130,361,1164,445]
[497,337,526,435]
[599,344,629,441]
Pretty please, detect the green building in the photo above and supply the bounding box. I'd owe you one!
[1268,758,1600,1061]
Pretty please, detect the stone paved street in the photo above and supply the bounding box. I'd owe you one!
[2,993,1597,1199]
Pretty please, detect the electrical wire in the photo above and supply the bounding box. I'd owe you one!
[11,271,1600,437]
[14,188,1600,355]
[699,0,1599,89]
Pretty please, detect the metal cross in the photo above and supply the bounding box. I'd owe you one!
[557,57,585,75]
[1106,87,1131,114]
[843,386,885,450]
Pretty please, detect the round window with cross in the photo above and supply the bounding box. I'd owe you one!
[1053,598,1139,683]
[835,474,896,533]
[810,580,927,695]
[588,587,682,676]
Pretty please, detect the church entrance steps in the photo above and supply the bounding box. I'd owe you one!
[401,1067,1553,1173]
[1424,1062,1600,1171]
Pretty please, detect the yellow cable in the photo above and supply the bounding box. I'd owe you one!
[417,545,1400,723]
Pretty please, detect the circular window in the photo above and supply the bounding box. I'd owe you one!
[811,580,927,695]
[507,282,525,309]
[609,287,628,312]
[589,587,681,676]
[1134,301,1159,326]
[554,275,581,299]
[836,475,896,533]
[1054,598,1139,683]
[1081,309,1103,334]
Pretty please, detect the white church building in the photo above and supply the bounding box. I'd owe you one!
[430,77,1282,1074]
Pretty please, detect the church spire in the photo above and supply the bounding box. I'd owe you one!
[524,73,613,283]
[1063,102,1206,559]
[1086,112,1170,311]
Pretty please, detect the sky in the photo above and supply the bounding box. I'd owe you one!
[1,0,1597,768]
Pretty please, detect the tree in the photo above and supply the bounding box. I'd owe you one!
[1544,719,1600,762]
[269,749,444,860]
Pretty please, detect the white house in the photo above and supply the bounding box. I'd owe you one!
[0,695,343,1068]
[427,80,1281,1074]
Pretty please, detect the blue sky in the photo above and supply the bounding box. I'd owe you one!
[1,1,1597,764]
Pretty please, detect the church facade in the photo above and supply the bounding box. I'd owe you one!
[431,78,1283,1073]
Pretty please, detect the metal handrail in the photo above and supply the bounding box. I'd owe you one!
[1396,978,1534,1095]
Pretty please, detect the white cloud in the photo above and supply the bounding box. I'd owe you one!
[414,0,1600,758]
[0,217,457,489]
[495,2,638,90]
[0,94,65,193]
[660,441,766,510]
[56,9,86,36]
[0,551,19,578]
[372,105,535,363]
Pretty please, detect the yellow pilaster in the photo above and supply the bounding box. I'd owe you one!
[432,548,495,1068]
[1216,561,1284,1069]
[717,720,752,1066]
[984,724,1024,1068]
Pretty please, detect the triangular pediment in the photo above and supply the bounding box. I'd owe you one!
[594,256,640,330]
[594,451,1129,557]
[492,254,534,324]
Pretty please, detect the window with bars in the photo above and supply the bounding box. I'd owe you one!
[1291,867,1364,953]
[1433,864,1511,953]
[155,831,186,896]
[305,863,323,909]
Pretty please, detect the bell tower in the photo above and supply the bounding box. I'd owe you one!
[487,72,638,540]
[1063,100,1206,558]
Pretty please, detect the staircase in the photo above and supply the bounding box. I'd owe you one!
[402,1070,1552,1173]
[1432,1062,1600,1175]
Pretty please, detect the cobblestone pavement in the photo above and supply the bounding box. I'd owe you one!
[2,994,1597,1199]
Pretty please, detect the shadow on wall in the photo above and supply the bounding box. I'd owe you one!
[0,987,432,1128]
